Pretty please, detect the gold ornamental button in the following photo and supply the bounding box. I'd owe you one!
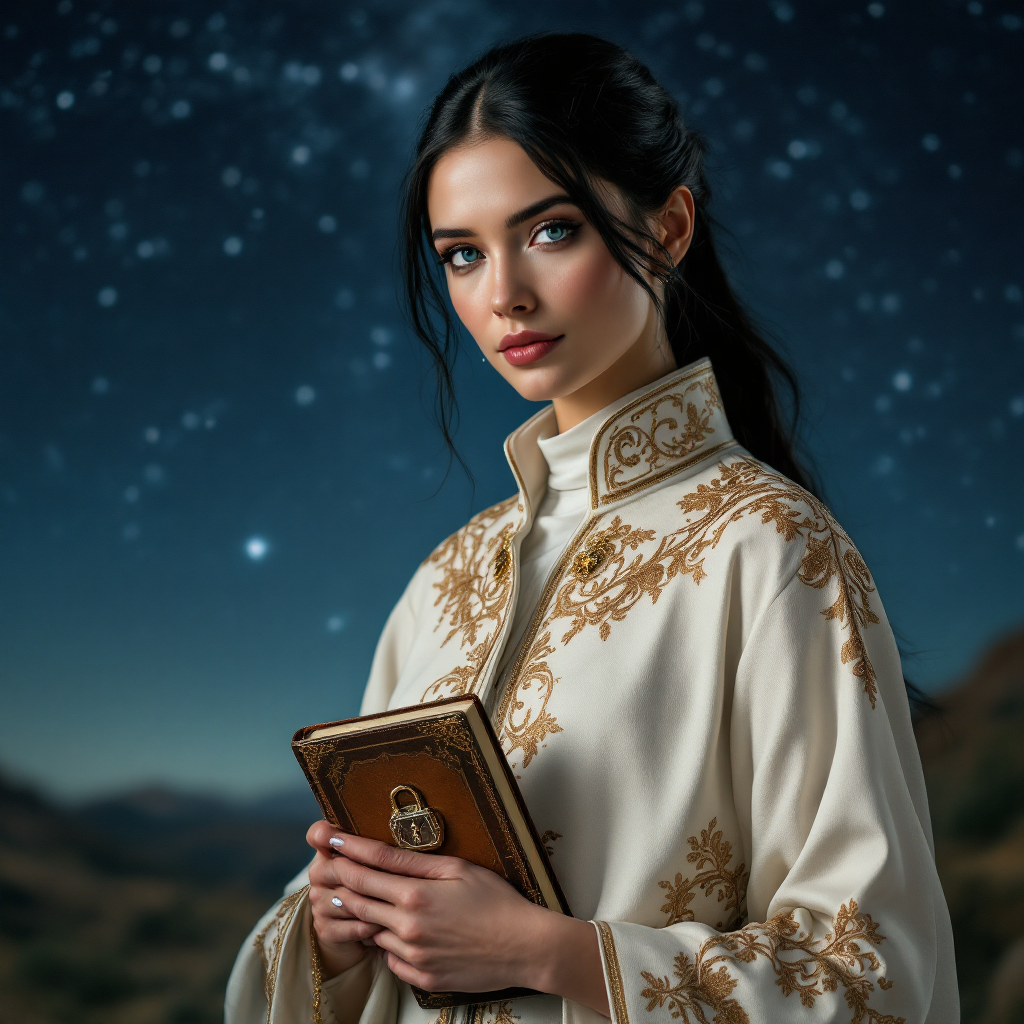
[492,544,511,579]
[572,544,607,579]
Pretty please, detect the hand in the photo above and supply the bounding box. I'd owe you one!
[307,821,384,977]
[306,822,609,1017]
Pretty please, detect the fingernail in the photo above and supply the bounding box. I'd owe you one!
[329,837,345,848]
[332,896,343,907]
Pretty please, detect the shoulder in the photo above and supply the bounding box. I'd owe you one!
[658,449,864,592]
[393,493,520,619]
[421,493,520,570]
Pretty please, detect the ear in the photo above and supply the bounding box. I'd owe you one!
[657,186,695,268]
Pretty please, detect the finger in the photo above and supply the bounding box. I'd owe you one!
[307,819,351,854]
[330,831,464,881]
[380,948,436,993]
[370,926,420,966]
[327,851,435,910]
[329,880,403,931]
[309,850,349,888]
[310,884,358,919]
[313,915,383,947]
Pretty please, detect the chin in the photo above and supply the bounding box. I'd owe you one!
[498,363,582,404]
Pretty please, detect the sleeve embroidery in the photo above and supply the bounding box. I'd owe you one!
[253,884,308,1022]
[658,818,749,930]
[596,920,632,1024]
[639,899,902,1024]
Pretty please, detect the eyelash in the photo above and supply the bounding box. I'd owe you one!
[436,218,582,269]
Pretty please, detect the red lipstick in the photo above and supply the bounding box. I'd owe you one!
[498,330,565,366]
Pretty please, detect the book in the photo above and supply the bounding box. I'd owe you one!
[292,694,571,1009]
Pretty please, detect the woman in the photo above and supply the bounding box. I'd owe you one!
[226,33,957,1024]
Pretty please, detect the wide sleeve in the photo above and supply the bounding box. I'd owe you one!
[591,567,959,1024]
[224,570,425,1024]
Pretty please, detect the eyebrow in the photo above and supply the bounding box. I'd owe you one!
[430,193,574,242]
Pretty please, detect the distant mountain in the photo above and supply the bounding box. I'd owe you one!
[77,784,322,825]
[73,785,321,895]
[0,774,276,1024]
[914,624,1024,1024]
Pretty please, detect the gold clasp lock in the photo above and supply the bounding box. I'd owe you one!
[388,785,445,851]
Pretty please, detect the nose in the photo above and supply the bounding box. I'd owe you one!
[490,262,536,320]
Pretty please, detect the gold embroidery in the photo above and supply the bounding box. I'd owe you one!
[596,920,632,1024]
[640,900,903,1024]
[422,496,518,701]
[483,1002,521,1024]
[552,517,658,643]
[254,885,308,1022]
[540,829,563,857]
[552,457,882,706]
[592,363,730,507]
[496,449,881,769]
[310,915,325,1024]
[658,818,748,930]
[493,517,603,769]
[500,631,563,770]
[678,458,881,706]
[797,538,880,707]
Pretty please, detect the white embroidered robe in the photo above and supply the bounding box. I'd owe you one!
[225,358,958,1024]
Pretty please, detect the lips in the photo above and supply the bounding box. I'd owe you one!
[498,330,565,366]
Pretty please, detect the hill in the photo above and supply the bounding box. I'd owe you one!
[0,778,316,1024]
[915,624,1024,1023]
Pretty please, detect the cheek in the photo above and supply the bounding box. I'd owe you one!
[547,244,645,328]
[447,273,490,334]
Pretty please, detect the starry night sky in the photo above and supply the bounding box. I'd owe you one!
[2,0,1022,799]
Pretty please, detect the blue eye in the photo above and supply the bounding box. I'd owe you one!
[538,224,569,243]
[451,247,482,267]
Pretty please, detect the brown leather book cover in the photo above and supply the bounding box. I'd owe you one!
[292,694,571,1010]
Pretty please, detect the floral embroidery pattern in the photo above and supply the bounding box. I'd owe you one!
[659,818,748,930]
[601,371,723,500]
[679,458,881,706]
[500,631,563,771]
[640,900,902,1024]
[550,457,882,706]
[422,496,518,701]
[497,452,882,769]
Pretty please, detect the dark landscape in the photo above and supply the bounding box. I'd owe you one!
[2,625,1022,1023]
[0,779,319,1023]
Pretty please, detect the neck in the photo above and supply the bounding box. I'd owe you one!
[551,316,677,433]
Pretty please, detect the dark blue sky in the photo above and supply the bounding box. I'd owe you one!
[2,0,1022,798]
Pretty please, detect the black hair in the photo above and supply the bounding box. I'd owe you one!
[400,31,817,493]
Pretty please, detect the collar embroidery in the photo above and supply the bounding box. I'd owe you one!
[588,359,735,509]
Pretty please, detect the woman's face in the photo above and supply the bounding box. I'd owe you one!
[426,137,692,426]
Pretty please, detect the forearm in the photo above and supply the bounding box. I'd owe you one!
[521,911,609,1018]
